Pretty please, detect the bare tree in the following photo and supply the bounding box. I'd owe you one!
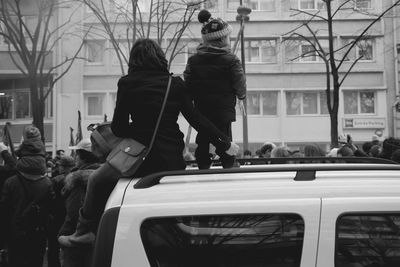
[0,0,89,140]
[79,0,204,75]
[284,0,400,147]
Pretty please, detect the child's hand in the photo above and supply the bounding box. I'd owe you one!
[226,142,240,156]
[238,99,246,116]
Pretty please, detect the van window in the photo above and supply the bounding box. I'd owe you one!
[140,214,304,267]
[336,213,400,267]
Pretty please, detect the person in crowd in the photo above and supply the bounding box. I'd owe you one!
[362,141,373,155]
[253,149,260,158]
[371,135,381,147]
[270,146,291,158]
[327,148,339,157]
[304,143,325,157]
[243,150,252,158]
[52,149,66,177]
[391,149,400,163]
[58,38,239,247]
[0,142,16,191]
[0,125,54,267]
[369,145,381,158]
[0,142,16,253]
[379,137,400,160]
[47,155,75,267]
[184,9,246,169]
[260,142,276,158]
[58,139,100,267]
[242,150,252,165]
[338,145,354,157]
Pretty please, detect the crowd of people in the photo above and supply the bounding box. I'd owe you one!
[236,134,400,164]
[1,124,400,267]
[0,126,102,267]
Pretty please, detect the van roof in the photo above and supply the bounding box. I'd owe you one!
[120,163,400,206]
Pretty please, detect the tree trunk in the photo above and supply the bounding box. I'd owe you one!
[326,0,339,148]
[30,78,45,142]
[330,109,339,148]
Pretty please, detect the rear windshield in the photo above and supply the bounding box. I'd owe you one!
[336,213,400,267]
[140,214,304,267]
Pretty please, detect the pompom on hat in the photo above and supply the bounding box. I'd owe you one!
[198,9,232,42]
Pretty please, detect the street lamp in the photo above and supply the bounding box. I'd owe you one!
[236,5,251,152]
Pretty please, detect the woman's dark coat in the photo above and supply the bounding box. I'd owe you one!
[111,70,231,176]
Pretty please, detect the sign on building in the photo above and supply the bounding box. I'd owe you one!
[343,118,386,129]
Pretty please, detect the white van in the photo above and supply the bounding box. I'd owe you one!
[92,161,400,267]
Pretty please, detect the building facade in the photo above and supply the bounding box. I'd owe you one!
[1,0,400,154]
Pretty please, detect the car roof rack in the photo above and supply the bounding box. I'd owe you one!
[186,157,396,166]
[134,157,400,189]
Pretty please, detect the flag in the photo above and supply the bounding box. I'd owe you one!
[69,127,75,157]
[75,110,83,145]
[3,122,16,159]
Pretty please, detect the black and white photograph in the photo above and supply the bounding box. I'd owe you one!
[2,0,400,266]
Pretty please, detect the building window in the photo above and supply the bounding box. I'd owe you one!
[228,0,275,11]
[342,39,373,61]
[285,39,329,62]
[233,39,277,63]
[85,40,106,64]
[0,89,52,120]
[247,91,278,115]
[343,91,375,115]
[298,0,325,10]
[85,93,105,117]
[355,0,372,9]
[0,92,13,120]
[201,0,218,10]
[15,91,30,119]
[286,91,329,115]
[141,213,304,267]
[336,213,400,267]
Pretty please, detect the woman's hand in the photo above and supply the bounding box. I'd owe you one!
[226,142,240,156]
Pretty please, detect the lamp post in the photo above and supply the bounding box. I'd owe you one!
[236,5,251,152]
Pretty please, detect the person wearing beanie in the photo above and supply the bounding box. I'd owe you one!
[184,9,246,169]
[0,125,54,267]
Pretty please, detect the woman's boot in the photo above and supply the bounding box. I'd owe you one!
[58,209,96,247]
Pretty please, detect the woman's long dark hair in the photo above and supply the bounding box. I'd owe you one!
[128,38,168,74]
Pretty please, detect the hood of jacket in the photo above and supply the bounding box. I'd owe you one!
[16,138,46,157]
[16,139,47,175]
[196,44,231,58]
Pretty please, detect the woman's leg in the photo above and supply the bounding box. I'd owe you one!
[81,162,121,229]
[58,163,121,247]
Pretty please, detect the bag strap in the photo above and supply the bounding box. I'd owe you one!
[146,74,172,156]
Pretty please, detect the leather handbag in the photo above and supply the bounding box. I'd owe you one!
[89,121,123,162]
[102,75,172,176]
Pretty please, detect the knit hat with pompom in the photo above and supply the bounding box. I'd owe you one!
[198,9,232,42]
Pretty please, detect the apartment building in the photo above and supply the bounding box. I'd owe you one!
[1,0,399,153]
